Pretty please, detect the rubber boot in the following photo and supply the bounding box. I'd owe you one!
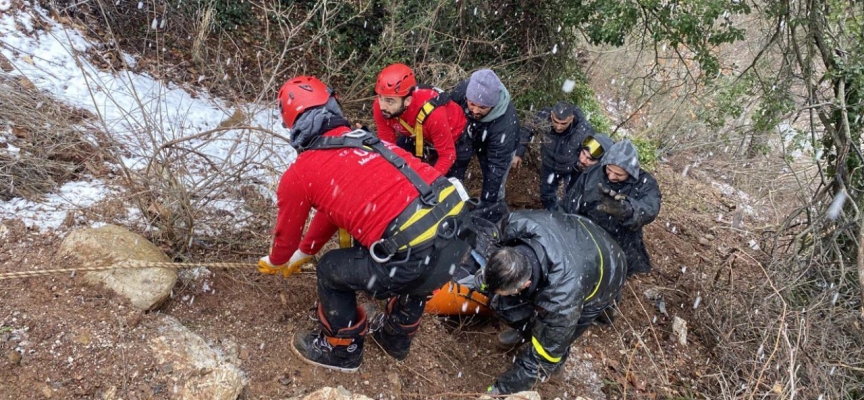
[291,305,368,373]
[370,297,421,361]
[497,328,529,350]
[371,315,419,361]
[594,307,618,325]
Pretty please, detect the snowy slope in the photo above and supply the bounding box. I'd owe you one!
[0,4,293,231]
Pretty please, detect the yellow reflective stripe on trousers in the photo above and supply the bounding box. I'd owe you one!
[396,185,464,248]
[577,219,604,301]
[532,336,562,363]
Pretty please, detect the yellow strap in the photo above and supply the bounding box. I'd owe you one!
[396,102,437,158]
[397,118,424,157]
[338,228,352,248]
[532,336,562,363]
[577,219,604,301]
[415,126,424,157]
[396,185,465,248]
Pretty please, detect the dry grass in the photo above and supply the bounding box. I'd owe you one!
[0,77,110,201]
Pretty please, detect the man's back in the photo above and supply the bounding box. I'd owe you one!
[272,127,442,258]
[500,210,627,314]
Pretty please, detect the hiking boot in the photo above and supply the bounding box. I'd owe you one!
[594,307,618,326]
[291,329,364,372]
[497,328,528,350]
[370,313,418,361]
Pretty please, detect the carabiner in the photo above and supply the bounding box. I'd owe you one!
[369,240,393,263]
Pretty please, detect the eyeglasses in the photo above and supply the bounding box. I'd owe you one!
[582,137,605,160]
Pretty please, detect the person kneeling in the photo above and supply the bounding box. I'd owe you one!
[479,210,627,394]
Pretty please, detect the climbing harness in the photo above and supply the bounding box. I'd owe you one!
[301,129,469,264]
[395,86,451,157]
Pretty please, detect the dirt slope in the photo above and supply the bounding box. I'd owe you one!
[0,155,768,399]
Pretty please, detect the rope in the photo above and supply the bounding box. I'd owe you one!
[0,260,256,281]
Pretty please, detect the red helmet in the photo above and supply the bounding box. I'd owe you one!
[277,76,333,129]
[375,63,416,97]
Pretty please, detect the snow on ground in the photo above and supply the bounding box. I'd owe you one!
[0,4,291,232]
[0,180,114,230]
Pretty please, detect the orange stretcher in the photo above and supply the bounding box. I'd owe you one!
[425,280,492,316]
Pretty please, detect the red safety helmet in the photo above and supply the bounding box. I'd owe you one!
[277,76,334,129]
[375,63,416,97]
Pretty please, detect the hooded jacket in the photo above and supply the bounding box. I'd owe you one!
[449,79,520,204]
[562,139,661,275]
[490,210,627,394]
[568,133,614,187]
[516,105,596,173]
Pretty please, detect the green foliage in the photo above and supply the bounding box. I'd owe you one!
[170,0,256,31]
[631,136,659,171]
[210,0,255,30]
[702,75,753,129]
[294,1,384,64]
[564,0,751,78]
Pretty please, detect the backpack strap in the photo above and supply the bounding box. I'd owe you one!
[396,86,452,157]
[301,129,439,206]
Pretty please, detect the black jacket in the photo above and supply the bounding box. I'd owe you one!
[450,79,520,203]
[562,140,661,275]
[516,106,595,173]
[491,210,627,393]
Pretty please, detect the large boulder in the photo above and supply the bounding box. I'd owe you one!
[57,224,177,310]
[147,315,247,400]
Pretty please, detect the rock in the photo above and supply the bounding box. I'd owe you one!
[698,237,712,247]
[505,391,541,400]
[672,316,688,346]
[57,224,177,311]
[147,315,246,400]
[299,386,374,400]
[704,234,715,241]
[387,372,402,395]
[6,349,21,365]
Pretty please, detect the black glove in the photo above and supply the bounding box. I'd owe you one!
[596,183,633,219]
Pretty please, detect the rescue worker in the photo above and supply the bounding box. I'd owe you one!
[562,139,661,276]
[477,210,627,395]
[259,76,472,372]
[513,101,599,210]
[565,133,614,194]
[449,69,520,222]
[372,63,469,175]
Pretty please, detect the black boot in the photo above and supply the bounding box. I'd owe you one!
[497,328,529,350]
[371,314,418,361]
[291,306,368,372]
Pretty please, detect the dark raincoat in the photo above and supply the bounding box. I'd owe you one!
[489,210,627,394]
[449,79,520,208]
[515,105,595,174]
[562,139,661,275]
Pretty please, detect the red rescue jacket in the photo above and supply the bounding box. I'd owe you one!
[373,87,467,174]
[268,126,442,265]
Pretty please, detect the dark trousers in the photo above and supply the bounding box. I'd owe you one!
[491,294,600,342]
[539,164,574,211]
[316,245,437,331]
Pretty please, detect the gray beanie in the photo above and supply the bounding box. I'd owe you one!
[466,69,502,107]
